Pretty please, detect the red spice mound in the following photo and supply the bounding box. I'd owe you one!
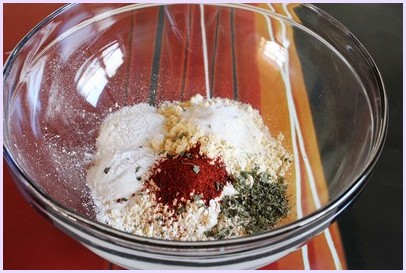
[148,144,229,208]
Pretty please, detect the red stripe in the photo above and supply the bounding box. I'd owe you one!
[155,5,190,103]
[182,5,207,99]
[233,8,261,109]
[211,7,234,99]
[259,261,279,270]
[125,7,159,105]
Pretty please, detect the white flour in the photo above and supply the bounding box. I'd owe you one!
[87,104,164,206]
[87,95,291,240]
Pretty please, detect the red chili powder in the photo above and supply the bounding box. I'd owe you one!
[148,144,229,208]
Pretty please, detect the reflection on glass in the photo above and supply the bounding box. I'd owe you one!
[260,38,288,67]
[27,57,46,137]
[75,42,124,107]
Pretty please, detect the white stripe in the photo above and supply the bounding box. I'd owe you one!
[266,3,309,268]
[323,228,343,269]
[267,3,288,47]
[265,3,304,223]
[267,3,275,12]
[282,3,292,19]
[265,4,276,42]
[301,245,311,270]
[281,56,310,270]
[264,14,275,42]
[199,4,211,99]
[293,111,321,208]
[271,2,310,268]
[282,3,342,270]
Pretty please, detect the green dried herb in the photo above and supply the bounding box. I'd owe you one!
[103,167,111,174]
[181,160,200,174]
[136,176,142,181]
[135,166,141,173]
[116,197,128,203]
[283,157,290,162]
[192,165,200,174]
[205,228,230,239]
[213,170,289,236]
[179,151,193,159]
[176,206,186,213]
[178,132,187,139]
[215,181,223,191]
[193,194,203,202]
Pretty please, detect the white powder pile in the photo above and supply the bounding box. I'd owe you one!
[87,95,291,241]
[87,104,164,206]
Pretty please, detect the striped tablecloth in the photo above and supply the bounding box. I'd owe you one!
[4,3,347,270]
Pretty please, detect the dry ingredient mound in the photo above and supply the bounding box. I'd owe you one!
[87,95,292,241]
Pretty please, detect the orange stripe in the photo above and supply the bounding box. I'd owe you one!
[254,3,347,269]
[255,3,297,225]
[329,222,348,269]
[279,4,346,269]
[260,248,306,270]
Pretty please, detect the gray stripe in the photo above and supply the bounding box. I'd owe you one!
[210,8,220,97]
[148,6,165,106]
[180,5,192,100]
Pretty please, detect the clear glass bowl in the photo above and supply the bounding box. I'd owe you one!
[3,3,387,269]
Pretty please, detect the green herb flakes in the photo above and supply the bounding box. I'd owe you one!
[103,167,111,174]
[193,194,203,202]
[207,170,289,238]
[181,160,200,174]
[193,165,200,174]
[176,206,186,213]
[178,132,187,139]
[179,150,194,159]
[205,228,230,239]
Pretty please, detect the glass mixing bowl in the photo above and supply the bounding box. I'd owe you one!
[3,3,387,269]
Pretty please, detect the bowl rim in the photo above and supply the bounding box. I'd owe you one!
[3,3,389,249]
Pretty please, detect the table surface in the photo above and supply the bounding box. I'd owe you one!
[3,3,403,270]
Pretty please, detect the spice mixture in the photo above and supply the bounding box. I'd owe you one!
[87,95,292,241]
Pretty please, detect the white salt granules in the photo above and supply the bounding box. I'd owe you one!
[87,95,291,241]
